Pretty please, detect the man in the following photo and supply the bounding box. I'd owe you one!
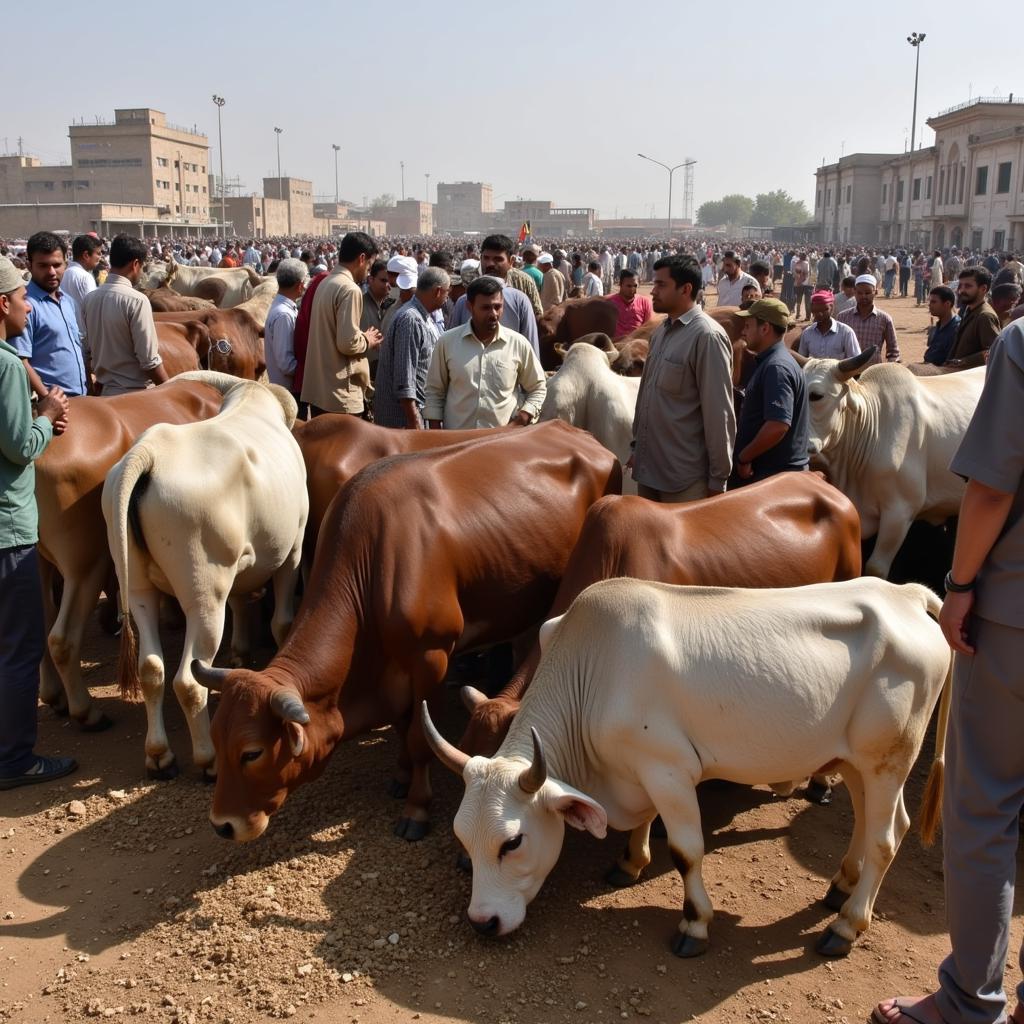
[922,285,961,366]
[836,274,900,365]
[628,255,735,503]
[264,258,308,398]
[424,275,546,430]
[883,251,898,298]
[9,232,88,399]
[993,254,1024,288]
[380,266,418,338]
[478,234,543,319]
[242,240,261,272]
[732,298,810,484]
[945,267,1001,368]
[584,260,604,297]
[374,268,449,429]
[874,318,1024,1024]
[61,234,102,313]
[361,259,393,337]
[520,245,543,291]
[833,275,857,315]
[607,268,654,339]
[0,256,77,790]
[538,252,565,312]
[301,231,382,417]
[739,283,760,309]
[749,261,775,297]
[797,290,861,359]
[930,249,945,287]
[991,283,1023,326]
[599,247,614,294]
[815,250,838,292]
[717,250,759,308]
[81,234,166,395]
[791,252,812,320]
[899,250,912,298]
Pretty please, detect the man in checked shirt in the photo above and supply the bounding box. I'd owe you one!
[836,274,901,366]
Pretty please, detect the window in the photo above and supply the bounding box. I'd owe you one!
[996,162,1011,193]
[971,229,983,249]
[156,157,169,167]
[975,165,988,195]
[926,175,932,199]
[826,188,831,206]
[882,183,888,204]
[896,180,904,203]
[912,178,921,200]
[175,205,180,213]
[845,185,852,203]
[939,169,945,204]
[993,230,1005,249]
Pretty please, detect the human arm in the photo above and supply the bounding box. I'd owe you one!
[0,359,60,465]
[518,271,543,319]
[514,292,540,359]
[514,341,547,423]
[130,297,165,379]
[20,358,49,399]
[334,286,380,357]
[736,363,794,474]
[697,328,738,493]
[390,315,425,428]
[883,316,900,361]
[422,337,449,428]
[841,324,861,358]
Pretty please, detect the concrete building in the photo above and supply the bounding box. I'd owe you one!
[812,97,1024,249]
[500,201,595,237]
[262,177,314,235]
[436,181,493,231]
[372,199,433,235]
[0,201,216,240]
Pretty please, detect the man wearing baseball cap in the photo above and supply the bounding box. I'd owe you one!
[732,298,809,484]
[0,256,77,789]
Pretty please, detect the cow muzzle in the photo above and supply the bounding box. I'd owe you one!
[209,811,268,842]
[468,913,501,936]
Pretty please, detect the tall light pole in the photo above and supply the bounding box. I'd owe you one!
[424,172,430,204]
[637,153,697,239]
[274,127,284,200]
[332,144,340,204]
[212,95,226,230]
[400,161,405,201]
[905,32,926,248]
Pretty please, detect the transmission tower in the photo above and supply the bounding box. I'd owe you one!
[682,160,695,224]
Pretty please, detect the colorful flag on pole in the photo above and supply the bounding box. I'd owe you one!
[518,220,531,244]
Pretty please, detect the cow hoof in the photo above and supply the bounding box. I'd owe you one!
[604,865,642,889]
[80,713,114,734]
[44,698,70,718]
[822,883,849,912]
[650,815,667,839]
[670,932,708,959]
[815,926,853,958]
[386,778,410,800]
[147,760,180,782]
[455,851,472,874]
[805,779,832,805]
[201,768,218,785]
[394,817,429,842]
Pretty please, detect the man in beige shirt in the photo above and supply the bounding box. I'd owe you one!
[81,234,166,396]
[627,254,735,502]
[538,252,565,311]
[424,276,546,430]
[301,232,382,416]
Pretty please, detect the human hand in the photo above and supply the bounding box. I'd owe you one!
[37,386,70,425]
[510,410,532,427]
[625,454,635,476]
[736,461,753,480]
[939,590,975,656]
[366,327,383,350]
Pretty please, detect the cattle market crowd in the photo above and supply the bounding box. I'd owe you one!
[0,224,1022,1024]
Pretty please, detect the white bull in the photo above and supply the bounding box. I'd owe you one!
[539,341,640,494]
[803,348,984,577]
[101,372,308,779]
[140,262,261,308]
[425,576,951,959]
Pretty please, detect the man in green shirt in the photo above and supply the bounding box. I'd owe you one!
[0,256,77,790]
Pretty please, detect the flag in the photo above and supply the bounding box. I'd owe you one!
[518,220,531,244]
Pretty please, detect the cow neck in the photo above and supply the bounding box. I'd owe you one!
[824,380,879,491]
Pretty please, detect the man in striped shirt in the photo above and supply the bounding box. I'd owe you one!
[836,275,900,364]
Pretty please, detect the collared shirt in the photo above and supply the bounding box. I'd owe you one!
[264,294,299,390]
[584,272,604,297]
[540,268,565,312]
[521,264,543,291]
[717,271,759,307]
[815,256,838,288]
[9,281,88,396]
[450,285,540,359]
[0,338,53,548]
[424,322,546,429]
[631,305,736,493]
[832,292,856,316]
[797,318,861,360]
[923,314,961,366]
[735,341,810,482]
[81,274,162,395]
[607,293,654,339]
[374,296,442,428]
[61,261,96,315]
[360,291,391,337]
[836,304,900,363]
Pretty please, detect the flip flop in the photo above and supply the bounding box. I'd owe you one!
[871,997,945,1024]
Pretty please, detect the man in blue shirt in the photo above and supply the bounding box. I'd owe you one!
[10,232,88,399]
[732,298,809,484]
[923,285,961,366]
[448,276,540,358]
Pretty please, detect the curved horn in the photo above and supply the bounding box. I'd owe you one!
[788,348,808,367]
[461,685,488,712]
[517,727,548,795]
[421,702,470,775]
[835,346,876,381]
[191,659,230,691]
[270,688,310,725]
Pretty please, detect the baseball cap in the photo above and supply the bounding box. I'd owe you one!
[537,252,554,266]
[0,256,26,293]
[734,297,792,329]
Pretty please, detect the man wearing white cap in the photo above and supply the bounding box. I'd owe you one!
[538,253,565,312]
[836,275,900,365]
[381,264,419,338]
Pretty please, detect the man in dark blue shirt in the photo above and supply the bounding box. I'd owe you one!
[732,298,809,484]
[923,285,961,366]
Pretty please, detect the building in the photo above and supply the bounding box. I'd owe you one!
[436,181,493,231]
[371,199,433,235]
[812,96,1024,249]
[262,177,314,235]
[500,200,595,237]
[594,217,695,239]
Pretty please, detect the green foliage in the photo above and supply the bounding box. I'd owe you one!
[696,194,754,227]
[750,190,811,227]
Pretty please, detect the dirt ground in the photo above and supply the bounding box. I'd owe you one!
[3,288,1020,1024]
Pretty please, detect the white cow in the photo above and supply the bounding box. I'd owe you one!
[102,372,308,779]
[802,348,984,577]
[540,341,640,494]
[425,576,951,959]
[139,261,260,308]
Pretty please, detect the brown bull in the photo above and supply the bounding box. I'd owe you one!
[35,380,224,727]
[156,322,209,376]
[194,421,622,843]
[538,297,619,370]
[458,472,862,760]
[142,287,215,313]
[154,307,265,379]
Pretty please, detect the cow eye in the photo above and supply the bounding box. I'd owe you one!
[498,834,523,859]
[240,749,263,765]
[809,393,823,402]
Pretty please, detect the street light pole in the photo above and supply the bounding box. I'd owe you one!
[400,161,405,201]
[212,95,226,231]
[274,127,284,200]
[332,144,340,204]
[425,172,430,204]
[637,153,697,239]
[905,32,926,248]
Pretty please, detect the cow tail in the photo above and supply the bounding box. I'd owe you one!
[108,444,155,701]
[919,589,952,846]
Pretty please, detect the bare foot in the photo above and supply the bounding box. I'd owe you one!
[872,993,946,1024]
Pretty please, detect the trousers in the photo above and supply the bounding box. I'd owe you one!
[637,480,709,503]
[793,285,813,318]
[936,615,1024,1024]
[0,545,45,777]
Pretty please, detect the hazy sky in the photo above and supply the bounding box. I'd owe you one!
[6,1,1020,220]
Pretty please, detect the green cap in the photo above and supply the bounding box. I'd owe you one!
[734,297,792,329]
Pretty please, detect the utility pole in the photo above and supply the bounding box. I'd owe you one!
[212,96,226,230]
[400,161,405,201]
[905,32,926,248]
[425,172,430,204]
[637,153,697,238]
[274,128,284,199]
[332,144,340,204]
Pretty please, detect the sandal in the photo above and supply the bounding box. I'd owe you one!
[871,995,946,1024]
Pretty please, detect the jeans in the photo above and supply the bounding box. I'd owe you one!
[899,267,911,297]
[793,285,813,318]
[914,272,926,303]
[883,269,896,297]
[0,545,45,777]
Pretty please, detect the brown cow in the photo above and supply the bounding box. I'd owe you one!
[142,287,215,313]
[156,322,209,377]
[154,307,265,379]
[458,473,862,764]
[35,379,224,728]
[193,421,622,842]
[537,297,618,370]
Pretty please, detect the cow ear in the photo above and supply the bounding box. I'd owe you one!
[544,783,607,839]
[283,720,305,758]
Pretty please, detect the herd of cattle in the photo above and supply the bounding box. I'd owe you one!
[31,261,988,962]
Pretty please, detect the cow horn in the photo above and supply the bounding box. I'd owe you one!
[835,346,876,381]
[270,688,310,725]
[420,702,469,775]
[460,686,488,712]
[191,659,230,691]
[517,727,548,795]
[788,349,808,367]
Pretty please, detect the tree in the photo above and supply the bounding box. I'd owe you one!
[749,190,810,227]
[370,193,396,209]
[696,194,754,227]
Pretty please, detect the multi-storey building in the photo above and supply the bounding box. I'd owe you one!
[436,181,493,231]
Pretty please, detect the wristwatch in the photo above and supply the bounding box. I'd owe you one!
[943,571,976,594]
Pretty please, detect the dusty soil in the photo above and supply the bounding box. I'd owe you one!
[3,290,1019,1024]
